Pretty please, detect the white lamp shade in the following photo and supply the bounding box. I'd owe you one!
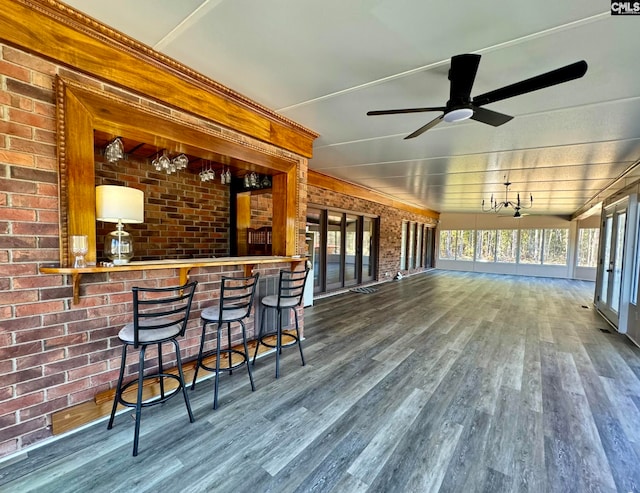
[96,185,144,224]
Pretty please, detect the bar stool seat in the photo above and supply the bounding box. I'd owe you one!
[192,273,259,410]
[252,267,310,378]
[118,319,181,343]
[108,281,197,457]
[260,295,299,308]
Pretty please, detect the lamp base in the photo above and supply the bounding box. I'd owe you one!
[104,222,134,264]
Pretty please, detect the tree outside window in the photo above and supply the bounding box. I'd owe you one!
[497,229,518,263]
[476,230,496,262]
[519,229,543,264]
[543,228,568,265]
[577,228,599,267]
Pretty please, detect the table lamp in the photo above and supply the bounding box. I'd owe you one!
[96,185,144,265]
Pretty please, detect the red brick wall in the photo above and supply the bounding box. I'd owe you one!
[250,192,273,229]
[95,154,230,260]
[0,43,306,458]
[0,36,431,459]
[307,185,437,280]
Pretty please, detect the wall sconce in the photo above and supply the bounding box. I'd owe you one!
[104,137,124,163]
[96,185,144,265]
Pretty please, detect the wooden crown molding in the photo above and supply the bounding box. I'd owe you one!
[308,170,440,220]
[0,0,318,157]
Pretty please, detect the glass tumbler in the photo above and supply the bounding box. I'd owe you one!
[70,235,88,268]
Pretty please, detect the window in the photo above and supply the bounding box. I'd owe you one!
[457,230,474,261]
[519,229,543,264]
[577,228,600,267]
[416,225,423,267]
[400,221,407,267]
[476,230,496,262]
[407,222,416,269]
[424,227,434,267]
[543,228,568,265]
[439,230,457,260]
[496,229,518,263]
[439,230,473,261]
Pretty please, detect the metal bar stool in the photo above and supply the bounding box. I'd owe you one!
[252,267,309,378]
[191,273,259,409]
[108,281,197,456]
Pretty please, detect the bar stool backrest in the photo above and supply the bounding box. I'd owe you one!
[218,273,260,322]
[277,268,310,308]
[131,281,198,347]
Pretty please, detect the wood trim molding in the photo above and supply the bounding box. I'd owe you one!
[55,75,303,267]
[0,0,318,157]
[308,170,440,220]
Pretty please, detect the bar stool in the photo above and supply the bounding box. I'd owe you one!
[108,281,197,457]
[252,267,309,378]
[191,273,259,410]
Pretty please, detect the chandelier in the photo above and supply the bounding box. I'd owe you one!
[482,178,533,218]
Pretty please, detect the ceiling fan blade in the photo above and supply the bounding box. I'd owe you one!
[367,106,445,116]
[472,60,588,106]
[449,54,481,101]
[470,106,513,126]
[404,114,444,139]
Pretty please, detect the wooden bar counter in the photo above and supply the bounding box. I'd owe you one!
[40,255,306,304]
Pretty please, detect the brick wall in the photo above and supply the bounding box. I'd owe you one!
[95,154,230,261]
[250,192,273,229]
[0,43,306,458]
[0,37,428,459]
[307,185,437,280]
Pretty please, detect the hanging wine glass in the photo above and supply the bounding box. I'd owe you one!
[152,153,161,171]
[200,162,209,182]
[225,169,231,184]
[221,167,227,185]
[173,153,188,170]
[159,150,170,171]
[105,137,124,163]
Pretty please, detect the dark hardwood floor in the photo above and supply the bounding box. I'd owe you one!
[2,270,640,492]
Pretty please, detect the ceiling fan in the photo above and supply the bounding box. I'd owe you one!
[367,54,588,139]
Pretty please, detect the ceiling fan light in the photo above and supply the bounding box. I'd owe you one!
[444,107,474,123]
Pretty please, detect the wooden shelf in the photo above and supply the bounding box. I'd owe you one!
[40,256,306,304]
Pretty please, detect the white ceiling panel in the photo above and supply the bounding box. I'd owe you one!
[61,0,640,217]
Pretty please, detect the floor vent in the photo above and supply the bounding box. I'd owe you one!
[350,287,378,294]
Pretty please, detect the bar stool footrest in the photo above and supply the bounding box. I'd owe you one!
[198,347,251,373]
[257,332,300,349]
[118,373,184,409]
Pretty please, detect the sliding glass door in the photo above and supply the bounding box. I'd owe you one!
[307,208,378,293]
[326,212,344,291]
[362,217,375,282]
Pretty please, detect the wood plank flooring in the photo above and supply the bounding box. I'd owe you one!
[2,270,640,492]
